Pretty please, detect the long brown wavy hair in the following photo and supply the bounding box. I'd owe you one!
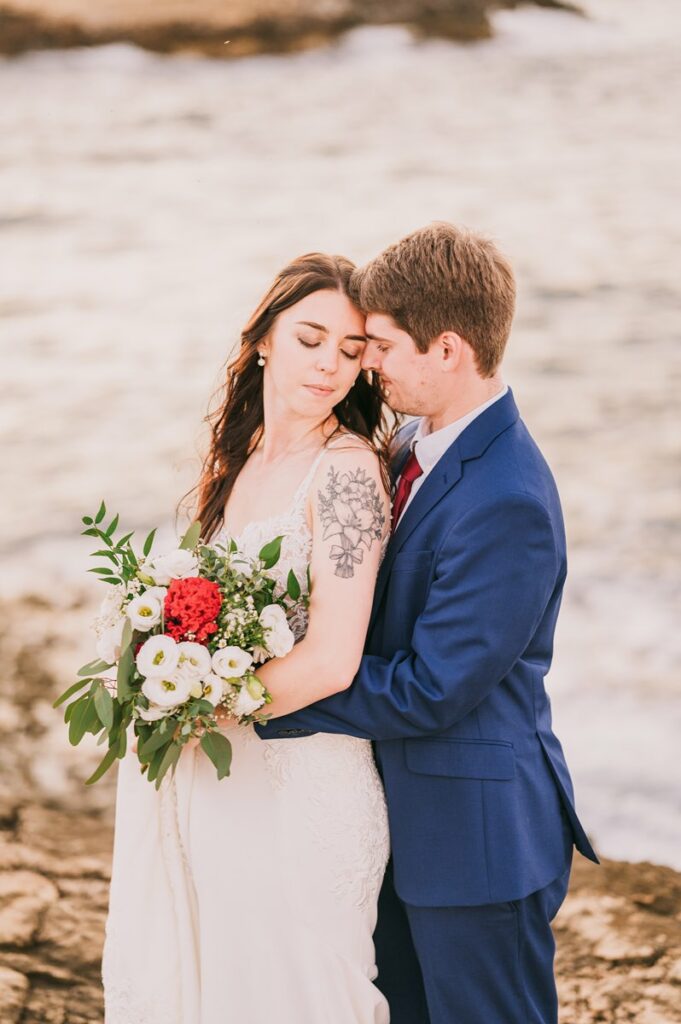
[184,252,394,543]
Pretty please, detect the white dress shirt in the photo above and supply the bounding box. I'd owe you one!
[397,387,508,524]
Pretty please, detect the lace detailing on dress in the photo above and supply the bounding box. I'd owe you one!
[262,733,390,911]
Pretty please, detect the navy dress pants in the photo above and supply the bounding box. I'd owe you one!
[374,857,572,1024]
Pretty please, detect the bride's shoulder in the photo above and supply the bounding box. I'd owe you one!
[312,432,389,499]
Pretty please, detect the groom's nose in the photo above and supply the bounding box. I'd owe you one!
[361,342,382,371]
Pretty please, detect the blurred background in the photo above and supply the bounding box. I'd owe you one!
[0,0,679,876]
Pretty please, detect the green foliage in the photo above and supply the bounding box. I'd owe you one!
[200,731,232,780]
[287,569,301,601]
[259,535,283,569]
[179,521,201,551]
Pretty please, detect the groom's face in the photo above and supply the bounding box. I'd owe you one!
[361,313,440,416]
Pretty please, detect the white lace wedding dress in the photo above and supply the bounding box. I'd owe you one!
[102,439,391,1024]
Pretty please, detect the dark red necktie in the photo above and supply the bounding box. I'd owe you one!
[391,450,423,533]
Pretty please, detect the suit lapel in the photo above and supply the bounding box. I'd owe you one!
[369,390,520,634]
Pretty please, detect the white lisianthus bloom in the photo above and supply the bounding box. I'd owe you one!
[141,673,192,708]
[136,635,179,678]
[96,618,125,664]
[138,703,170,722]
[142,585,168,605]
[212,646,253,679]
[177,642,212,681]
[126,594,162,632]
[232,686,266,718]
[145,549,199,586]
[259,604,295,658]
[201,672,225,706]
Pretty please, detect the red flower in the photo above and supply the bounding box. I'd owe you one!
[163,577,222,644]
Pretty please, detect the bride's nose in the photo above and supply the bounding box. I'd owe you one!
[315,345,338,374]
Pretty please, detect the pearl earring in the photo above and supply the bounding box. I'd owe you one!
[257,352,266,367]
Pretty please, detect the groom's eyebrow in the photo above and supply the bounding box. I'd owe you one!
[366,333,393,344]
[297,320,367,343]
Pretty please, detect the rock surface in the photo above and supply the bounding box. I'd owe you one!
[0,0,580,56]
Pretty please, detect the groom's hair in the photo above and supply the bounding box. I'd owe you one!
[350,222,516,377]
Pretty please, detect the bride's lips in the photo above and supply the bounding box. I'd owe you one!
[304,384,335,398]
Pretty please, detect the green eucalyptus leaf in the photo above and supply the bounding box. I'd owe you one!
[258,535,284,569]
[179,521,201,551]
[200,731,232,780]
[145,744,166,782]
[82,515,93,525]
[95,501,106,524]
[68,697,92,745]
[138,726,175,759]
[78,658,112,677]
[154,742,182,790]
[94,684,114,732]
[53,677,90,708]
[83,699,103,735]
[85,743,119,785]
[119,618,133,657]
[116,646,133,701]
[287,569,301,601]
[143,528,157,556]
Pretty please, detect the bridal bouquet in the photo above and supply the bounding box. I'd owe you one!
[54,502,302,789]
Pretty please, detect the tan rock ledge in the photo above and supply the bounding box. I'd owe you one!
[0,0,583,58]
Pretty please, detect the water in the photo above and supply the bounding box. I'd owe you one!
[1,0,679,866]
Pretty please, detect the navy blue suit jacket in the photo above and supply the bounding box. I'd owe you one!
[257,390,598,906]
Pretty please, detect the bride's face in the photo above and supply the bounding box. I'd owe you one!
[261,289,367,419]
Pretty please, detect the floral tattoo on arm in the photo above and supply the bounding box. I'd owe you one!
[317,466,387,578]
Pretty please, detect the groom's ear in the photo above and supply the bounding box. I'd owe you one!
[438,331,465,373]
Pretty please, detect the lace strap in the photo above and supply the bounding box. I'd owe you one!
[291,432,370,510]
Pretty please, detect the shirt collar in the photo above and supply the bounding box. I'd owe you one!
[411,387,509,473]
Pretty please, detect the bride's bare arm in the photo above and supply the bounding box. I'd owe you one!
[255,444,390,718]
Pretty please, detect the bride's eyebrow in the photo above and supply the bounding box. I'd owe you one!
[296,320,367,343]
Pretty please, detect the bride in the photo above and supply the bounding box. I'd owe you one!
[102,253,394,1024]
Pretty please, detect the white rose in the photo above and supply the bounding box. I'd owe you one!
[259,604,295,658]
[145,549,199,586]
[200,672,225,706]
[141,673,193,709]
[136,635,179,678]
[177,642,212,681]
[211,646,253,679]
[96,618,125,664]
[232,686,265,718]
[138,703,170,722]
[126,594,162,632]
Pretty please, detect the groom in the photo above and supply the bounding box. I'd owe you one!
[258,223,598,1023]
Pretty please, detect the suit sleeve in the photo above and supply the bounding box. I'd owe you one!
[257,493,560,742]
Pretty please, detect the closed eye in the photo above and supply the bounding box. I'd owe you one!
[299,337,361,360]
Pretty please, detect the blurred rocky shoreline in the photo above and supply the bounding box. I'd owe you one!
[0,595,680,1022]
[0,0,581,57]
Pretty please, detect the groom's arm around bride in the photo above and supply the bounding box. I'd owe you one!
[256,223,598,1024]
